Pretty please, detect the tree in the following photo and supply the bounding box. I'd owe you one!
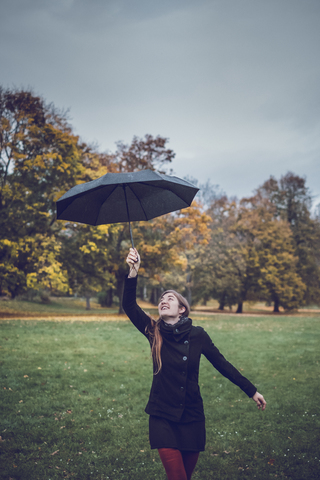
[163,202,211,306]
[59,223,116,309]
[0,87,84,297]
[233,195,305,312]
[257,173,320,306]
[198,193,306,313]
[193,196,242,310]
[109,134,175,173]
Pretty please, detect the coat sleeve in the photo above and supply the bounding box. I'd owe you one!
[200,329,257,398]
[122,276,153,338]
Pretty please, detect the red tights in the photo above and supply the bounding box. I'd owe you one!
[158,448,199,480]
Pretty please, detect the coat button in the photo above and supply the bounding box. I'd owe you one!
[175,328,179,333]
[184,340,189,344]
[183,356,187,361]
[180,386,184,390]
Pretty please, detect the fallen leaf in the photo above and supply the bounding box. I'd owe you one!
[66,410,72,414]
[38,367,42,370]
[50,450,59,456]
[19,400,23,403]
[24,375,29,378]
[60,426,66,429]
[140,450,144,452]
[268,458,275,465]
[224,450,230,454]
[0,436,5,442]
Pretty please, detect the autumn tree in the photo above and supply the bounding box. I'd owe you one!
[197,194,306,313]
[160,202,211,306]
[192,196,242,310]
[0,87,84,297]
[58,223,116,309]
[257,172,320,306]
[235,195,305,312]
[109,134,175,173]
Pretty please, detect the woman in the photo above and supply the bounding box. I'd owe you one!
[123,248,266,480]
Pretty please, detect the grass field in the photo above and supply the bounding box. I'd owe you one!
[0,313,319,479]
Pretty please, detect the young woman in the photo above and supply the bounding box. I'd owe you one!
[123,248,266,480]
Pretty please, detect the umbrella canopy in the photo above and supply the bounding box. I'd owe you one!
[56,169,199,246]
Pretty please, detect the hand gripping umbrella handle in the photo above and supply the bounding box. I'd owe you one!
[123,184,135,249]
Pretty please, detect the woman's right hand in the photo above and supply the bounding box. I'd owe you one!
[126,248,141,278]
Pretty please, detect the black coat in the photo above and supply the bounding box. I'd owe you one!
[122,276,257,423]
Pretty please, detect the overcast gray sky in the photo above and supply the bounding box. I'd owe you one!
[1,0,319,205]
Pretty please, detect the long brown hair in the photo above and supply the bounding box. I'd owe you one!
[145,290,190,374]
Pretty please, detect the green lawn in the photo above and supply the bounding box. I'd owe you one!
[0,314,319,479]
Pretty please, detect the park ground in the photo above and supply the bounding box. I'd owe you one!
[0,298,319,479]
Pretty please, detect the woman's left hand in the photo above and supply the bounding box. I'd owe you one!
[252,391,266,411]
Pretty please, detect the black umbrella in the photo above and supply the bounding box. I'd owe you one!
[56,169,199,247]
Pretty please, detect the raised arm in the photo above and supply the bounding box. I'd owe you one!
[122,248,152,337]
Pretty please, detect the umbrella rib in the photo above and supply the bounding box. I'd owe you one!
[127,183,150,221]
[139,181,191,197]
[93,184,119,225]
[136,181,191,208]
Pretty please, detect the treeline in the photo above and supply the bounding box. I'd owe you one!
[1,87,319,313]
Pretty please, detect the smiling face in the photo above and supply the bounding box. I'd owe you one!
[158,292,186,324]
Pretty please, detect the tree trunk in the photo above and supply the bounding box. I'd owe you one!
[273,297,280,313]
[139,285,145,301]
[86,296,91,310]
[106,288,113,307]
[186,286,192,308]
[236,301,243,314]
[218,301,225,311]
[150,287,162,305]
[186,269,192,307]
[218,292,226,311]
[117,277,125,314]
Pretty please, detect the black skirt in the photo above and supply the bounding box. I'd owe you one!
[149,415,206,452]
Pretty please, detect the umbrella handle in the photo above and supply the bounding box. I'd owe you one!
[128,221,134,249]
[123,184,135,249]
